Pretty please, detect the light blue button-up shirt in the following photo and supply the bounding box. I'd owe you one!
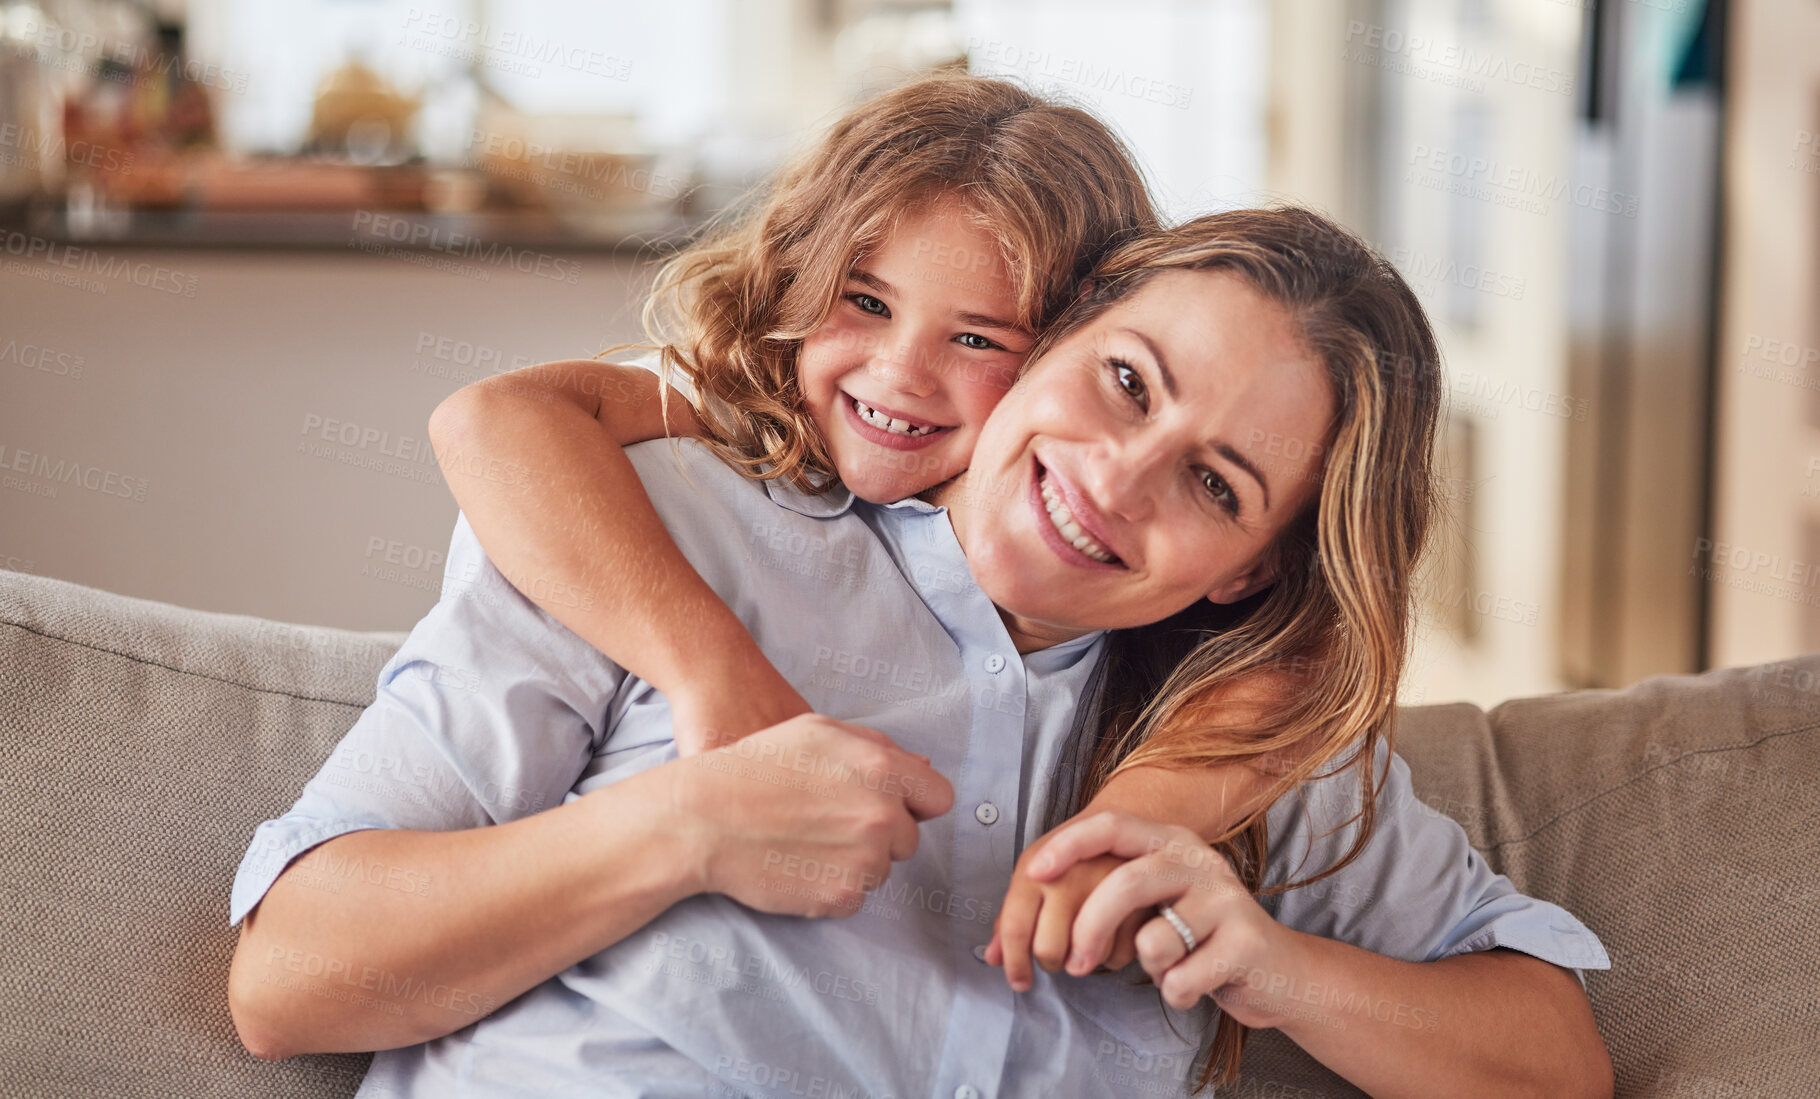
[232,439,1609,1099]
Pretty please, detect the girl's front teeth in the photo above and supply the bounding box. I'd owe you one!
[854,399,937,437]
[1039,474,1114,563]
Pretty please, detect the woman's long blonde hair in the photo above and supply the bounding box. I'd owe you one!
[632,73,1157,491]
[1043,207,1443,1090]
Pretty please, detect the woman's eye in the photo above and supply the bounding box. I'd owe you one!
[1112,359,1147,405]
[956,332,997,351]
[1200,469,1239,515]
[851,293,888,316]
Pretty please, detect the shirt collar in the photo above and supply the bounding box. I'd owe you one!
[885,492,947,513]
[1023,627,1108,671]
[763,475,857,519]
[762,473,1100,664]
[761,474,955,520]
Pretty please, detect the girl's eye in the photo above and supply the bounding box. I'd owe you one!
[1200,468,1239,516]
[850,293,888,316]
[1112,359,1147,407]
[955,332,999,351]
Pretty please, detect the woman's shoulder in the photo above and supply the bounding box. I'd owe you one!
[623,435,758,502]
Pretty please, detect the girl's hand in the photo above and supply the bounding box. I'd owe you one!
[668,713,952,916]
[1047,812,1311,1027]
[983,840,1144,992]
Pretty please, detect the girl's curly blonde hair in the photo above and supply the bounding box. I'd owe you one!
[632,73,1158,492]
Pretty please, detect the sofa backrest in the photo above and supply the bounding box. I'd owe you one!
[0,569,389,1099]
[3,567,1817,1097]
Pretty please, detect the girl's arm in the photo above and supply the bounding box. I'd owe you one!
[428,360,810,751]
[1055,814,1614,1099]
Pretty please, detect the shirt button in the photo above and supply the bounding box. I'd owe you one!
[983,653,1006,673]
[972,943,989,963]
[955,1087,980,1099]
[974,802,999,825]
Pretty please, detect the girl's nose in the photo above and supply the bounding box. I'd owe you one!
[871,334,939,398]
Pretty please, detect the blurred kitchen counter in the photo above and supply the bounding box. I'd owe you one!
[0,151,701,251]
[2,202,697,252]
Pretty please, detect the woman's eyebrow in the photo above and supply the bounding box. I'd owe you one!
[1120,327,1179,398]
[1117,325,1273,509]
[1216,442,1271,511]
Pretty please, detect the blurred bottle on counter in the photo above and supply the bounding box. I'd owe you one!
[0,0,227,215]
[303,56,418,166]
[58,10,219,208]
[0,1,70,206]
[143,21,218,149]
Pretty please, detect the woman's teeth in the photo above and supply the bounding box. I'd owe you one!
[852,398,939,437]
[1039,474,1115,564]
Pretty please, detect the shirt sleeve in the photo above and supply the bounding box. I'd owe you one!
[1260,739,1611,988]
[622,350,739,428]
[229,513,626,926]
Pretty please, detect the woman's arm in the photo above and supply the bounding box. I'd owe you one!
[1060,814,1614,1099]
[428,360,810,751]
[1229,938,1610,1099]
[230,763,692,1059]
[228,716,951,1060]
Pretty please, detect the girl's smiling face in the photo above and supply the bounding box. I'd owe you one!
[797,200,1034,503]
[933,267,1337,652]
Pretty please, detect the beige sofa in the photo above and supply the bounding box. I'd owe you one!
[2,567,1816,1098]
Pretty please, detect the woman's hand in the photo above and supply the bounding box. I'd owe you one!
[1042,812,1311,1027]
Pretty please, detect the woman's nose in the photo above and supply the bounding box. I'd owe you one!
[1087,434,1169,521]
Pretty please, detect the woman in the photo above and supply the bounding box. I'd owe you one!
[227,209,1612,1097]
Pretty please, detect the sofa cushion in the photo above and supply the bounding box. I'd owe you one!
[0,569,395,1099]
[1234,662,1820,1097]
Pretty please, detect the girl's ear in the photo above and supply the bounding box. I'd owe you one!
[1078,279,1096,298]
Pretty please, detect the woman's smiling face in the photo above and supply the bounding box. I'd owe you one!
[933,267,1337,651]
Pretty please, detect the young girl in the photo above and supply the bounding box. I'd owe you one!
[426,78,1381,1082]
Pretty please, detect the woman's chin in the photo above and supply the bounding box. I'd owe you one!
[976,569,1076,628]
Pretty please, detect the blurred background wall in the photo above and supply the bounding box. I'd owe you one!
[0,0,1812,709]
